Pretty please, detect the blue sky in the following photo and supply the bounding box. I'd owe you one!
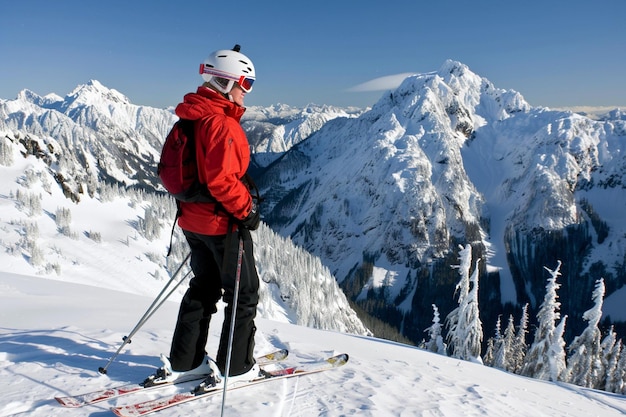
[1,0,624,110]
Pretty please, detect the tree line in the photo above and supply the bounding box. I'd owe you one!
[421,244,625,394]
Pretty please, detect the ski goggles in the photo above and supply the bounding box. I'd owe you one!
[237,75,255,93]
[200,66,255,93]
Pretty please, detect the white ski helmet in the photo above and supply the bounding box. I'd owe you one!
[199,45,255,94]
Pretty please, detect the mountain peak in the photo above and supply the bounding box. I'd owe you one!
[16,88,42,102]
[439,59,470,76]
[15,89,63,109]
[66,80,131,106]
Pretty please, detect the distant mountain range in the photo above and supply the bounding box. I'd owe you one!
[1,63,625,346]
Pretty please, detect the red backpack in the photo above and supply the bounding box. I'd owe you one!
[158,118,262,255]
[157,119,216,203]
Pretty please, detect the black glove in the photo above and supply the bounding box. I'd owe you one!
[241,207,260,230]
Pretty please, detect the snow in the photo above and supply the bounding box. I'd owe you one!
[0,143,624,414]
[2,271,626,417]
[2,69,626,416]
[1,144,624,417]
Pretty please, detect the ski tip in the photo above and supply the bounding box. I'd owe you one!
[273,348,289,359]
[328,353,349,366]
[264,348,289,361]
[110,406,133,417]
[54,397,81,408]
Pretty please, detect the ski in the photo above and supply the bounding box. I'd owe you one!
[54,349,288,408]
[110,353,349,417]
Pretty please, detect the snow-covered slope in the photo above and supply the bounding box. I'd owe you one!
[0,123,368,336]
[2,271,625,417]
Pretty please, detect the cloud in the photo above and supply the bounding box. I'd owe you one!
[347,73,417,93]
[552,105,625,120]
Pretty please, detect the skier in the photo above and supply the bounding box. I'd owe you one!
[147,45,261,388]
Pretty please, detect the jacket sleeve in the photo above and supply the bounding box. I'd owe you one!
[195,115,252,220]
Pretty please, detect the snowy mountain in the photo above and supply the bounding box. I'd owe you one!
[242,103,363,167]
[257,60,626,344]
[1,80,176,201]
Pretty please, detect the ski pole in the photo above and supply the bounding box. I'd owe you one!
[98,251,191,374]
[220,234,244,417]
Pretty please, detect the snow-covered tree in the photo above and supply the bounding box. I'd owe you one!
[551,314,569,381]
[55,207,73,236]
[486,313,519,372]
[253,222,370,335]
[565,278,605,388]
[0,135,15,166]
[16,190,42,216]
[446,244,483,362]
[483,316,501,367]
[423,304,447,355]
[483,338,495,366]
[141,205,161,241]
[612,340,626,394]
[521,261,567,382]
[446,245,470,358]
[602,328,622,393]
[30,241,45,267]
[497,314,517,371]
[511,303,529,374]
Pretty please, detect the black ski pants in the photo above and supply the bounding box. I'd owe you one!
[169,228,259,376]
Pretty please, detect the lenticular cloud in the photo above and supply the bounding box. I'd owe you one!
[347,72,417,92]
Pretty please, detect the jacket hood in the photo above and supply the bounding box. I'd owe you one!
[174,87,246,121]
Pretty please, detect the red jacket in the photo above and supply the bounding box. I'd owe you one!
[175,87,253,235]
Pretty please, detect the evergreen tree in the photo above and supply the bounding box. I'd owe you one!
[613,340,626,394]
[565,278,605,389]
[423,304,447,355]
[55,207,72,236]
[483,337,495,367]
[446,244,483,362]
[483,316,501,367]
[499,314,517,372]
[0,135,15,166]
[511,303,529,374]
[551,314,569,382]
[253,222,369,335]
[446,245,470,359]
[30,242,45,267]
[602,329,621,393]
[141,205,161,241]
[521,261,567,382]
[465,257,483,362]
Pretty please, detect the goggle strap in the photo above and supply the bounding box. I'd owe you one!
[200,64,254,92]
